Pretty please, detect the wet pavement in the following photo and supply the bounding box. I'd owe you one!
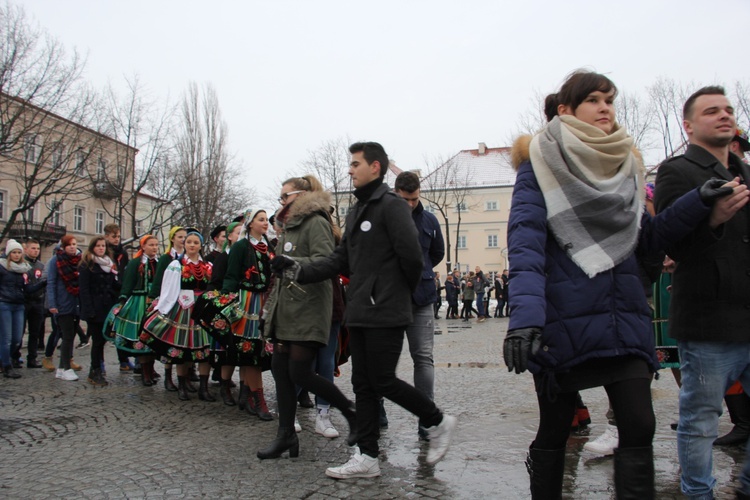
[0,313,746,498]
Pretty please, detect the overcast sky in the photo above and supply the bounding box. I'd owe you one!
[21,0,750,200]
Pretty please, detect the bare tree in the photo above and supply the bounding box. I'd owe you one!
[647,77,694,159]
[510,88,548,140]
[421,153,475,273]
[172,82,253,237]
[97,75,180,243]
[296,136,353,227]
[0,2,103,242]
[732,80,750,130]
[616,91,655,156]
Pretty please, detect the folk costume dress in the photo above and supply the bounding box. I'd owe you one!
[106,255,158,354]
[141,255,213,363]
[196,236,274,368]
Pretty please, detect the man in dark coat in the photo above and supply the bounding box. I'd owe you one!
[21,239,46,368]
[394,170,445,439]
[654,86,750,499]
[274,142,456,478]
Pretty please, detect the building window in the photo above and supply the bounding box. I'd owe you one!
[457,235,467,249]
[338,205,349,217]
[424,204,435,214]
[74,151,86,177]
[453,202,467,213]
[0,190,5,220]
[24,135,41,164]
[97,159,107,181]
[95,211,105,234]
[51,145,65,170]
[485,201,498,211]
[135,219,142,236]
[116,165,125,185]
[74,206,84,232]
[50,201,62,226]
[487,234,498,248]
[26,205,34,223]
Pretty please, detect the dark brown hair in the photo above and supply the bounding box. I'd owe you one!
[545,70,617,118]
[683,85,726,120]
[349,142,389,177]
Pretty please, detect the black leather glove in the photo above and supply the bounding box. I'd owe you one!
[270,255,297,274]
[699,178,735,205]
[503,327,542,374]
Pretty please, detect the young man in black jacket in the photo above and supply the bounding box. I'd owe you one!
[273,142,456,479]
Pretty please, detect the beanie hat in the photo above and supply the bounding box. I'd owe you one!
[5,239,23,255]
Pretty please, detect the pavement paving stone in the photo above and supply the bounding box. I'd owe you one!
[0,316,747,498]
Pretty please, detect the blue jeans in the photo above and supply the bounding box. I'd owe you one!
[476,293,486,317]
[0,302,25,367]
[405,305,435,400]
[315,321,340,408]
[677,340,750,499]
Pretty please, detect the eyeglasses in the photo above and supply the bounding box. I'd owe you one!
[278,190,304,203]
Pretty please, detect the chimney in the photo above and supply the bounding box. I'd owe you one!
[478,142,487,155]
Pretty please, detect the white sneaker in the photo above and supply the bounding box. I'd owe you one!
[426,414,457,465]
[325,450,380,479]
[55,368,64,379]
[59,369,79,381]
[294,418,302,433]
[584,424,618,456]
[315,410,340,438]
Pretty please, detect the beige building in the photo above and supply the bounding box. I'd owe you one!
[0,93,137,260]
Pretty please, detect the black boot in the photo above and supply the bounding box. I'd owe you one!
[340,402,358,446]
[164,365,178,392]
[256,427,299,459]
[3,365,21,379]
[525,446,565,500]
[614,446,654,500]
[177,375,190,401]
[141,361,154,387]
[221,379,236,406]
[715,393,750,446]
[185,379,198,393]
[87,368,108,386]
[297,389,314,408]
[238,382,249,411]
[198,375,216,402]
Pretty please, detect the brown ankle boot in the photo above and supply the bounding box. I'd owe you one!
[249,388,274,421]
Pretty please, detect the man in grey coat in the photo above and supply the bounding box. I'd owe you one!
[273,142,456,479]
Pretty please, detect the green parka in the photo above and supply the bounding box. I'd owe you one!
[266,190,334,345]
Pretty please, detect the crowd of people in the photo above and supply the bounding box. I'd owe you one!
[3,69,750,497]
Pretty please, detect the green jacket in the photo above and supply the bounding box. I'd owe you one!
[266,191,334,345]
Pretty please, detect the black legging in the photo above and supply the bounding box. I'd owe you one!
[533,377,655,450]
[461,300,477,318]
[87,321,106,372]
[272,342,353,429]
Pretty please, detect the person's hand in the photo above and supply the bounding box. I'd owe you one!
[270,255,297,274]
[503,327,542,374]
[49,308,58,314]
[707,177,749,229]
[699,178,736,204]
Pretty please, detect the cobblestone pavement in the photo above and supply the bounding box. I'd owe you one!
[0,313,746,499]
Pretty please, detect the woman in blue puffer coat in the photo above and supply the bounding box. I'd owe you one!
[503,70,747,499]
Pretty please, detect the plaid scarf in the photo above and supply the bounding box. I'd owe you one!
[529,115,644,278]
[55,248,81,296]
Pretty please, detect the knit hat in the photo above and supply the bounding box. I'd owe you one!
[5,239,22,255]
[734,128,750,153]
[210,225,227,241]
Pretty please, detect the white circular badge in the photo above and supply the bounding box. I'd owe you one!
[284,241,293,252]
[360,221,372,232]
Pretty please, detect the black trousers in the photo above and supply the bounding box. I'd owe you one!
[24,306,45,361]
[533,377,655,450]
[349,326,441,458]
[86,321,106,372]
[57,314,79,370]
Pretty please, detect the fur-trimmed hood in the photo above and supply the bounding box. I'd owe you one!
[282,190,333,228]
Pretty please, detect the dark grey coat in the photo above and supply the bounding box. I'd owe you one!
[654,144,750,342]
[301,181,423,328]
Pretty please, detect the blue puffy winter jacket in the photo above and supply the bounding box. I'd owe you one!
[508,153,712,376]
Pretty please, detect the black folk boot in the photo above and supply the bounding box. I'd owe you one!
[525,446,565,500]
[238,382,249,411]
[256,427,299,459]
[164,365,178,392]
[177,375,190,401]
[198,375,216,402]
[220,378,236,406]
[715,393,750,446]
[613,446,654,500]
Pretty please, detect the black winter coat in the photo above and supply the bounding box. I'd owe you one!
[79,263,120,323]
[301,180,423,328]
[654,144,750,342]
